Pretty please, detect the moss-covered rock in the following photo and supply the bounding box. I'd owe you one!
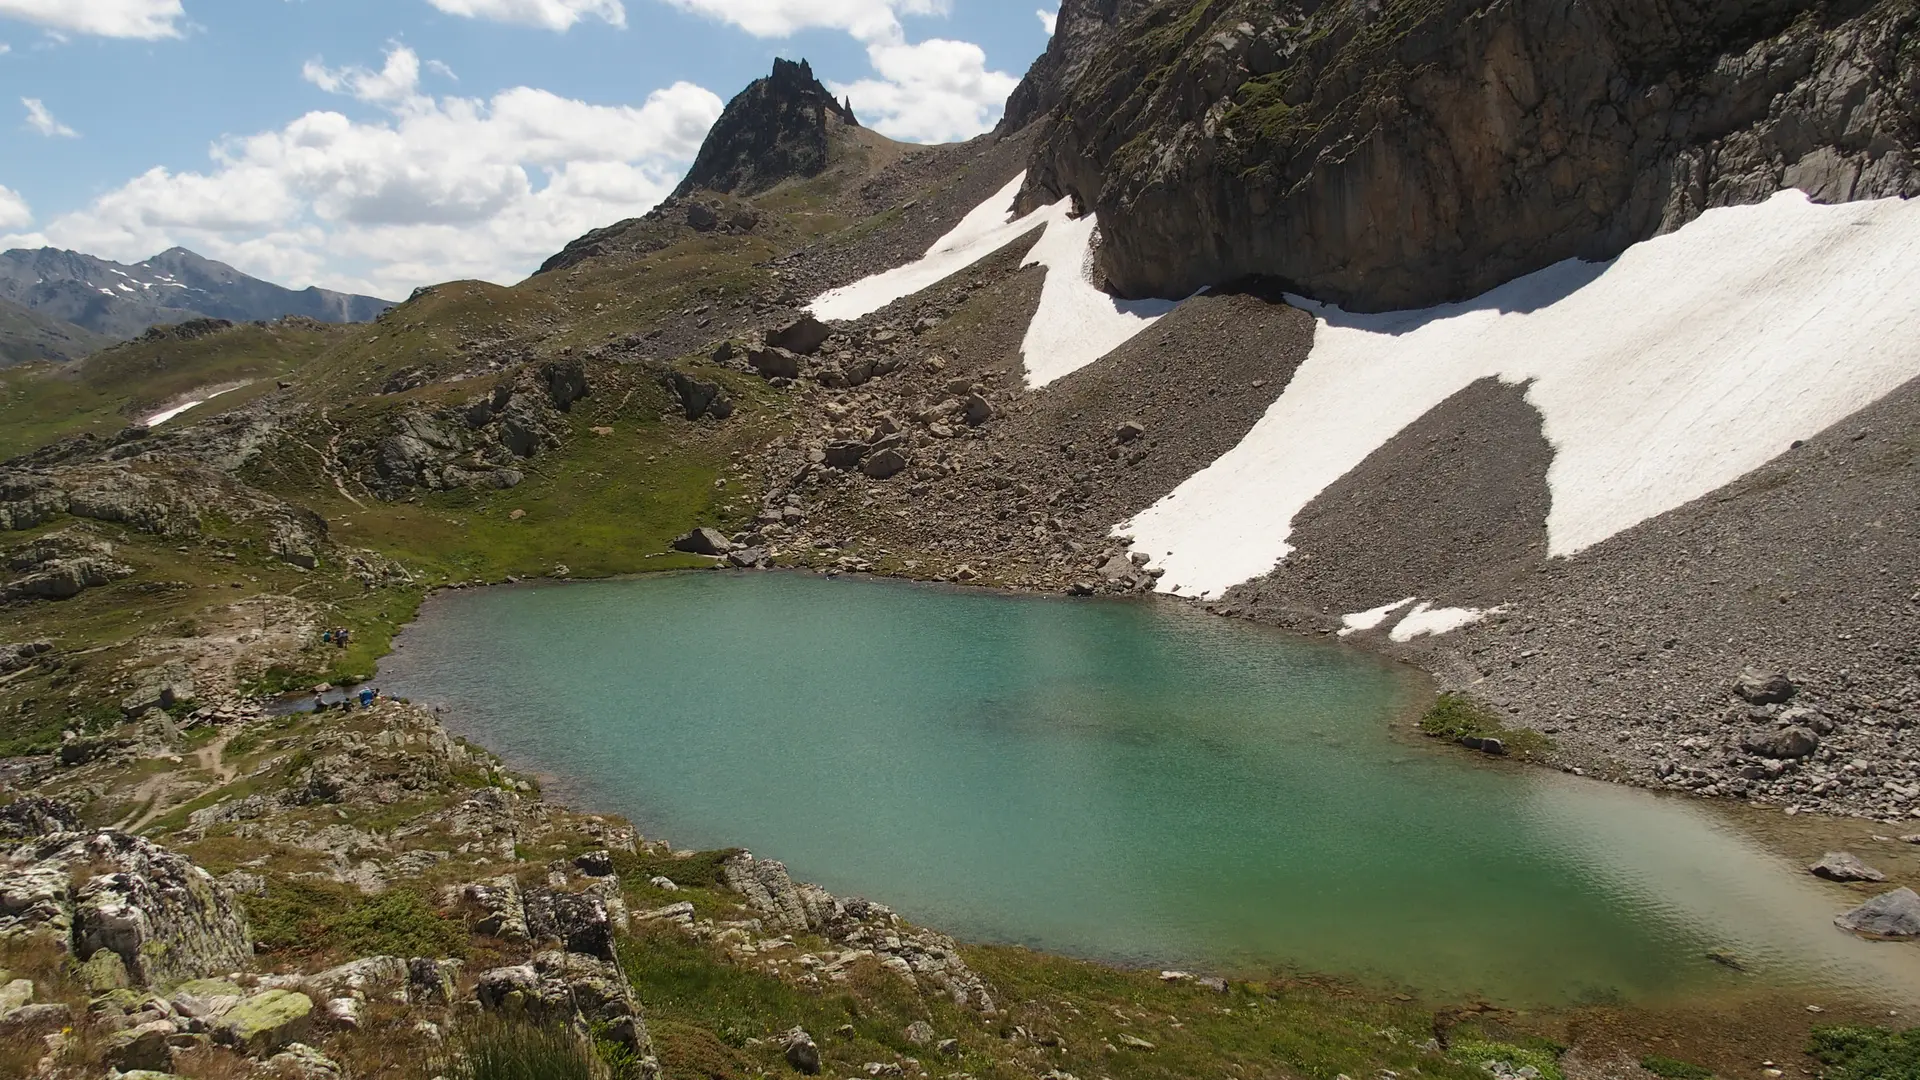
[217,989,314,1055]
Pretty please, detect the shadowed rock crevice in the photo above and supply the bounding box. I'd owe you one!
[1218,376,1553,619]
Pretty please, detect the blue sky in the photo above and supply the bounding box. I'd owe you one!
[0,0,1054,298]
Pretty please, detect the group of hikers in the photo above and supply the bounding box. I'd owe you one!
[320,626,354,648]
[311,685,385,713]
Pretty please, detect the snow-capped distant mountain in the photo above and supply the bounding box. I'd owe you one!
[0,247,394,344]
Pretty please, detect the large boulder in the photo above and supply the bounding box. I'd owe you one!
[1811,852,1887,883]
[671,528,736,557]
[1742,726,1820,760]
[217,989,313,1054]
[522,886,616,962]
[0,831,252,986]
[1836,888,1920,939]
[748,346,802,380]
[1734,668,1797,705]
[767,316,831,356]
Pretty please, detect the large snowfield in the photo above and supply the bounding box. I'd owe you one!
[808,173,1175,388]
[1126,191,1920,600]
[809,178,1920,628]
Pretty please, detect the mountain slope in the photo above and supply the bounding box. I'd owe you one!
[0,294,112,366]
[0,245,395,342]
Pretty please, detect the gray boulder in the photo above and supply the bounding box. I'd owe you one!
[783,1027,822,1075]
[1811,852,1887,883]
[0,642,52,675]
[768,316,831,356]
[522,886,616,961]
[1741,726,1820,760]
[663,371,735,422]
[749,346,802,380]
[1734,668,1797,705]
[861,449,909,480]
[1835,888,1920,939]
[823,441,869,470]
[671,528,736,557]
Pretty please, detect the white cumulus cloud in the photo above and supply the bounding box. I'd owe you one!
[662,0,945,42]
[0,185,30,231]
[22,97,77,138]
[1037,8,1056,35]
[425,0,625,31]
[0,0,185,39]
[2,45,722,298]
[829,38,1018,144]
[666,0,1015,143]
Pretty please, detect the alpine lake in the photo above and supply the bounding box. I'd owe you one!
[374,571,1920,1010]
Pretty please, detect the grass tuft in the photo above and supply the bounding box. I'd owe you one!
[1419,693,1551,759]
[445,1019,608,1080]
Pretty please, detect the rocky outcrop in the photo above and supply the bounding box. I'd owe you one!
[718,852,995,1013]
[1020,0,1920,311]
[0,830,253,986]
[672,59,859,201]
[1,526,133,603]
[998,0,1159,135]
[363,362,590,497]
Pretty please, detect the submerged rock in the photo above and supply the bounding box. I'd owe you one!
[1811,852,1887,883]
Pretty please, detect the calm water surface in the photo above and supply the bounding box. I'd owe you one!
[378,572,1920,1007]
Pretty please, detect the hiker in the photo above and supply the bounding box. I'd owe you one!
[322,629,334,645]
[359,687,375,709]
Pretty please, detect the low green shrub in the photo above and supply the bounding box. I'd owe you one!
[1808,1026,1920,1080]
[1448,1038,1565,1080]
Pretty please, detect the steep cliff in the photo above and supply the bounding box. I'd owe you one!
[1018,0,1920,310]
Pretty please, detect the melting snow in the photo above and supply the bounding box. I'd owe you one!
[808,172,1177,388]
[1387,604,1502,643]
[1124,191,1920,598]
[144,385,241,428]
[1338,598,1416,637]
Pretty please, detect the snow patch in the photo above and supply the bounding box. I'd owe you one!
[807,172,1177,388]
[144,384,243,428]
[1337,598,1416,637]
[1388,603,1500,643]
[1124,191,1920,598]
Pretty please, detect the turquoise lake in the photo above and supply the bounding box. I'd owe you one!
[376,571,1920,1007]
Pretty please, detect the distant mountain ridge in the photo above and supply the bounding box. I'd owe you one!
[0,246,395,353]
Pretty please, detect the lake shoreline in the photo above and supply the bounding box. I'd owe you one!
[377,569,1920,1016]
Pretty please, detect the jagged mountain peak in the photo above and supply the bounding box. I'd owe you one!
[671,57,863,200]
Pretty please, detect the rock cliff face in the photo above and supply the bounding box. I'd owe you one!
[998,0,1161,134]
[1019,0,1920,310]
[672,59,860,200]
